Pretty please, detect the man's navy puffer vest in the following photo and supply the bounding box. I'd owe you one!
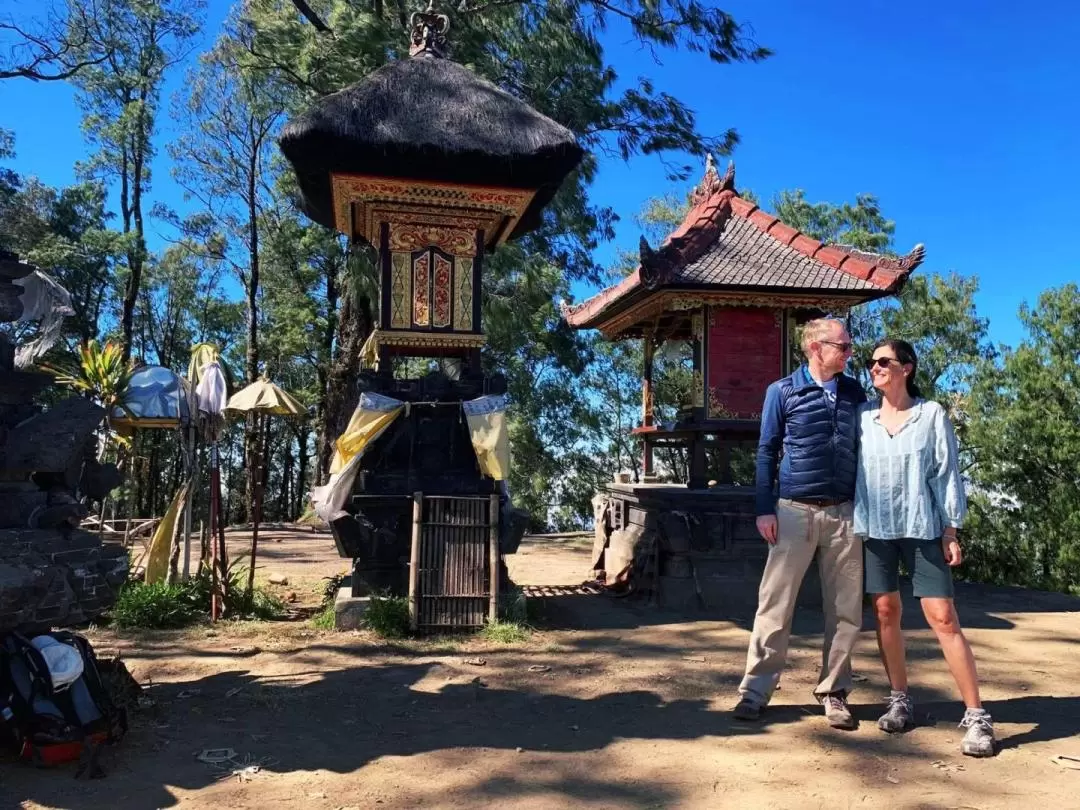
[756,366,865,514]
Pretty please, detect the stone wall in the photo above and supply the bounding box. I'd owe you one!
[0,529,128,633]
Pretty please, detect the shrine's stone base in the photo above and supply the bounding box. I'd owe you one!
[0,528,128,633]
[333,579,370,630]
[593,483,823,612]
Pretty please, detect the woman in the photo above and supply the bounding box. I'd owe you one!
[854,339,995,758]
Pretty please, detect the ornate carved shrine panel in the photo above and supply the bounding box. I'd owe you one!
[705,306,783,419]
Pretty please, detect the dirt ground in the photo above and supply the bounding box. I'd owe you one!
[6,527,1080,810]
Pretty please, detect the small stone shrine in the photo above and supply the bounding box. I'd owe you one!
[563,161,923,608]
[282,4,582,628]
[0,250,127,632]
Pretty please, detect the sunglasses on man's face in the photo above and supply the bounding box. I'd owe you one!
[820,340,853,352]
[869,357,900,369]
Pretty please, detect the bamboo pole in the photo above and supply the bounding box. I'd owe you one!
[408,491,423,632]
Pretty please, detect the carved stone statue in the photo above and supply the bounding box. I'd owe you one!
[0,251,128,633]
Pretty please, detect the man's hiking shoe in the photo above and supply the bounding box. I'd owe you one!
[732,698,763,721]
[822,691,855,729]
[960,709,996,757]
[878,691,915,733]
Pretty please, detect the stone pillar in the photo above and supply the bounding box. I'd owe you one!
[0,252,128,633]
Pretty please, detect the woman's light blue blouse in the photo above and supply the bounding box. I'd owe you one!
[854,399,967,540]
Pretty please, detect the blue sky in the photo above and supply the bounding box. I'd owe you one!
[2,0,1078,349]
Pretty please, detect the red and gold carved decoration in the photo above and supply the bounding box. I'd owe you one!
[370,329,486,350]
[390,253,410,329]
[432,254,452,328]
[599,291,859,340]
[330,174,535,249]
[390,223,476,258]
[454,258,474,331]
[706,306,782,419]
[691,370,705,408]
[412,252,430,326]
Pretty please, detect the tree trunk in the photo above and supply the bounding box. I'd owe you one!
[319,286,370,477]
[295,422,310,519]
[315,258,339,479]
[278,426,292,519]
[121,93,149,363]
[242,151,261,521]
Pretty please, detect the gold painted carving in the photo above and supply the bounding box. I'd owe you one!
[691,312,705,340]
[708,390,738,419]
[330,174,536,247]
[390,253,410,329]
[412,252,430,326]
[454,258,474,331]
[432,254,452,328]
[692,370,705,408]
[371,329,486,349]
[390,223,476,257]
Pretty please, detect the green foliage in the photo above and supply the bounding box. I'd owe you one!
[310,604,336,630]
[44,339,136,450]
[363,592,411,639]
[308,571,346,630]
[771,189,895,253]
[111,580,200,628]
[849,272,995,405]
[964,284,1080,592]
[481,619,531,644]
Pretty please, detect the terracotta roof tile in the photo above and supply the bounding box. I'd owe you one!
[674,216,879,291]
[562,162,925,330]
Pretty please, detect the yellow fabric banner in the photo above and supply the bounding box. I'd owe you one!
[144,481,190,584]
[329,399,404,474]
[463,395,510,481]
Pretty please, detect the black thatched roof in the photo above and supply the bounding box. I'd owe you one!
[279,55,584,239]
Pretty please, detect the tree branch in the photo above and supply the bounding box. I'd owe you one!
[288,0,334,34]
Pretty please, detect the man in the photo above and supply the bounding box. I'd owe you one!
[733,317,866,728]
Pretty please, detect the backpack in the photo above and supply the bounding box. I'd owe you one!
[0,630,127,777]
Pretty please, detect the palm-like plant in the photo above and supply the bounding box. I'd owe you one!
[43,340,136,454]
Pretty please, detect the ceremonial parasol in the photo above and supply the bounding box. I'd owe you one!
[226,377,305,604]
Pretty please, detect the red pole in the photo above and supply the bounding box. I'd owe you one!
[209,442,221,621]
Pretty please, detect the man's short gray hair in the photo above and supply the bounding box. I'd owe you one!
[799,317,844,355]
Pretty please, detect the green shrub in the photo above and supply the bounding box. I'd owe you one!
[108,556,286,629]
[310,604,336,630]
[480,619,531,644]
[111,581,200,629]
[364,593,411,638]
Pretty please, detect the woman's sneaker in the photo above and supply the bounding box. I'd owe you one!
[822,691,855,729]
[878,691,915,733]
[959,708,996,757]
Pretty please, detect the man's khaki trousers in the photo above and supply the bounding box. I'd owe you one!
[738,498,863,705]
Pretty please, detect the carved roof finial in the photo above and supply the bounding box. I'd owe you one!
[690,155,735,206]
[410,0,450,58]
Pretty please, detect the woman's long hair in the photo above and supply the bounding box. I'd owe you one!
[873,338,923,398]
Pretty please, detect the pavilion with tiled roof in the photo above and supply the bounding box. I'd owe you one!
[564,157,924,488]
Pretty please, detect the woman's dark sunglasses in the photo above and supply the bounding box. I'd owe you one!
[869,357,900,369]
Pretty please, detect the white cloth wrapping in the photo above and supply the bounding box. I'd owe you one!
[195,361,228,416]
[13,270,75,368]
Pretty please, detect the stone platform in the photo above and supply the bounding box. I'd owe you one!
[593,483,823,611]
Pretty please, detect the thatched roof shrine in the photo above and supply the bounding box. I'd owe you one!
[279,11,583,242]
